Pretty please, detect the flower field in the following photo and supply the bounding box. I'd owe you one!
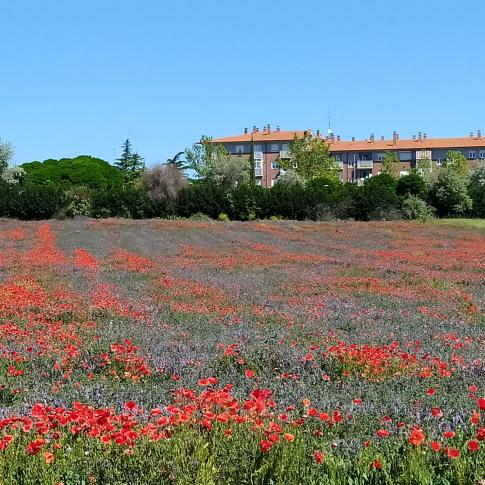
[0,218,483,484]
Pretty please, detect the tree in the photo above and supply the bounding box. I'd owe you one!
[468,167,485,217]
[444,150,468,178]
[430,168,472,216]
[0,139,14,174]
[142,165,188,207]
[281,131,339,182]
[185,136,249,188]
[165,152,187,169]
[396,170,427,198]
[381,151,399,177]
[115,139,145,181]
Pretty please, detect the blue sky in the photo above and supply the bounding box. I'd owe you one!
[1,0,484,167]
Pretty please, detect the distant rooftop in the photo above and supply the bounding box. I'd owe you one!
[212,127,484,151]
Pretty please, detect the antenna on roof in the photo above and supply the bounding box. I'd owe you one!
[326,112,333,135]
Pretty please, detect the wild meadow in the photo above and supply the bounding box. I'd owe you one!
[0,218,483,484]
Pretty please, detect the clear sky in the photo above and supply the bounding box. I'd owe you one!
[1,0,484,167]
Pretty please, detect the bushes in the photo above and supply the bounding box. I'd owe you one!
[468,167,485,217]
[401,195,435,220]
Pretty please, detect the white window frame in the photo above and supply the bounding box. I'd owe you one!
[235,144,245,154]
[479,151,485,159]
[254,144,262,153]
[376,152,385,162]
[254,160,262,169]
[281,143,289,152]
[271,162,279,170]
[270,143,279,152]
[468,151,477,159]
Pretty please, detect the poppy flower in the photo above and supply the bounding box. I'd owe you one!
[426,388,436,396]
[468,440,479,452]
[431,407,443,418]
[443,431,455,439]
[371,459,382,470]
[376,429,390,438]
[445,447,460,459]
[313,450,324,464]
[43,451,54,464]
[409,427,425,446]
[245,369,254,379]
[431,441,441,452]
[284,433,295,442]
[259,440,272,453]
[478,398,485,411]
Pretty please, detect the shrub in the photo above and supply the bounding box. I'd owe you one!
[217,212,229,221]
[356,174,399,221]
[401,195,435,220]
[64,186,93,218]
[176,180,227,219]
[8,182,64,220]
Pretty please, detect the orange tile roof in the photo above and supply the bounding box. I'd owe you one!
[211,132,485,152]
[212,131,306,143]
[329,137,485,152]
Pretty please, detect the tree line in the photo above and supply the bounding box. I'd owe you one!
[0,134,484,221]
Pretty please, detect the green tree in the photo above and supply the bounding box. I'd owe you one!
[185,136,249,188]
[116,139,145,181]
[0,138,14,174]
[381,151,399,177]
[165,152,187,169]
[430,168,472,216]
[444,150,468,178]
[281,131,339,182]
[396,170,427,198]
[468,166,485,217]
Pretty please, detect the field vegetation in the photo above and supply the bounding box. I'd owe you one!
[0,219,483,484]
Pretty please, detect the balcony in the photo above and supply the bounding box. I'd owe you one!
[357,160,373,169]
[278,150,291,159]
[253,151,263,160]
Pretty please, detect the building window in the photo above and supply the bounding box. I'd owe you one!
[358,152,372,161]
[235,144,245,154]
[270,179,276,187]
[255,160,262,169]
[254,144,262,153]
[256,179,262,186]
[377,152,385,161]
[479,151,485,159]
[270,143,279,152]
[281,143,289,152]
[469,151,477,159]
[399,151,412,161]
[333,153,342,161]
[271,162,279,170]
[436,158,444,166]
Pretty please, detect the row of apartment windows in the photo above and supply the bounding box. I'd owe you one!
[233,143,289,154]
[334,150,485,161]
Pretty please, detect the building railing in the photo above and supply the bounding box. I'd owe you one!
[357,160,373,169]
[278,151,291,159]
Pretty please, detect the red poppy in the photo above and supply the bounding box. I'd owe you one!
[445,447,460,459]
[313,450,324,464]
[468,440,479,452]
[478,398,485,411]
[431,441,441,452]
[284,433,295,442]
[431,407,443,418]
[409,427,426,446]
[426,388,436,396]
[43,451,54,464]
[245,369,254,378]
[376,429,390,438]
[443,431,455,439]
[371,459,382,470]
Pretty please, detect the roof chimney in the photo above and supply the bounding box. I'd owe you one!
[418,132,422,141]
[262,126,267,133]
[267,124,271,134]
[316,129,321,137]
[392,131,398,145]
[381,136,384,141]
[478,129,482,140]
[337,135,341,141]
[412,134,416,140]
[276,125,280,132]
[470,131,474,138]
[352,136,355,141]
[253,125,257,134]
[244,127,248,134]
[423,133,427,140]
[370,133,375,142]
[256,127,259,133]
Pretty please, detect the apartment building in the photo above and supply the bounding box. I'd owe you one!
[212,126,485,187]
